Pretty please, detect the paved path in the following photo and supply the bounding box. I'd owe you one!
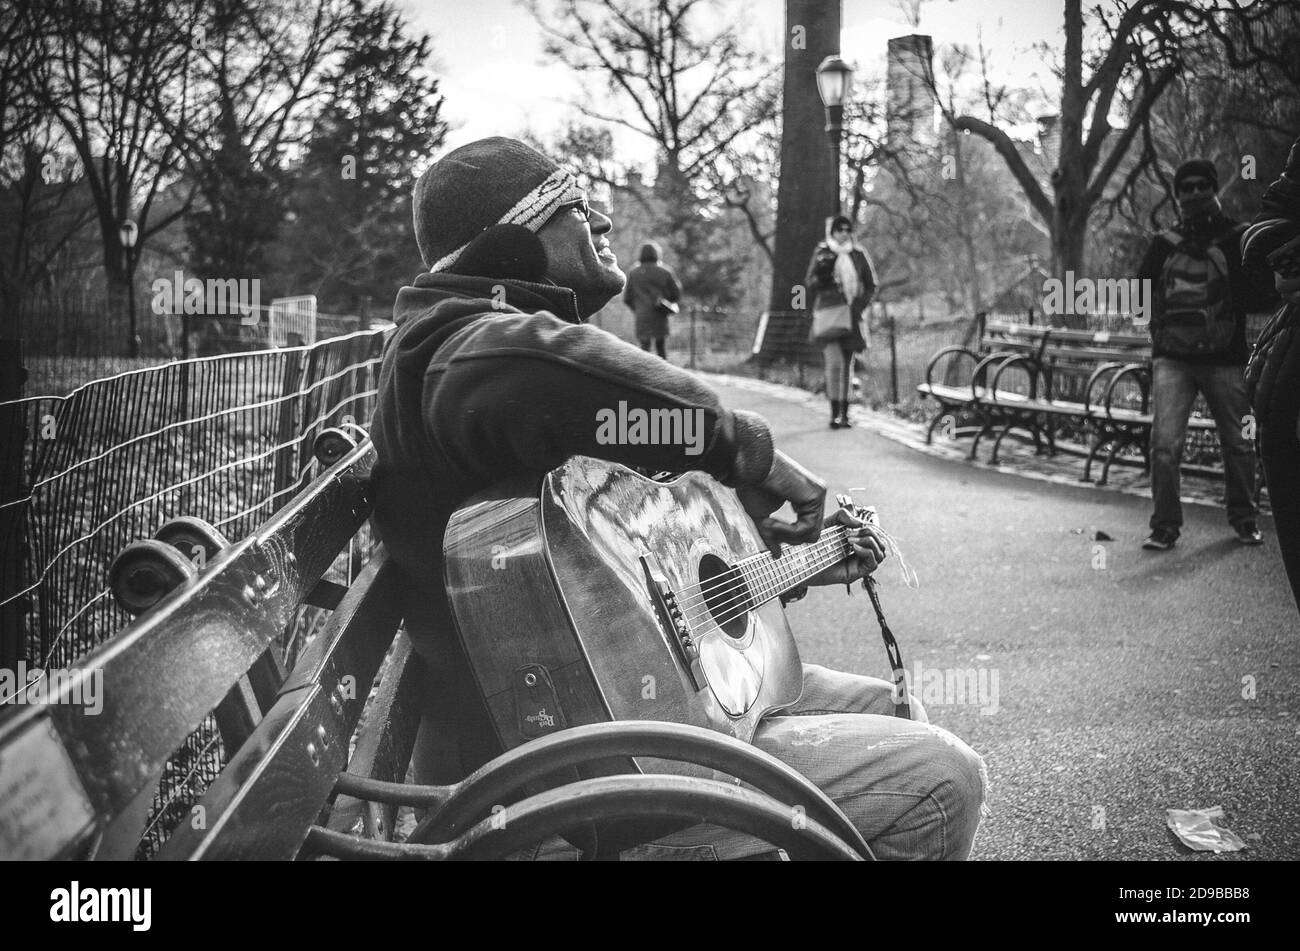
[705,375,1300,860]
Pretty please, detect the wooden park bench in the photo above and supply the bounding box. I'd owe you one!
[916,320,1187,484]
[0,427,871,862]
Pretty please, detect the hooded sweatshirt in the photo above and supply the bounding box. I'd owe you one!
[369,271,775,664]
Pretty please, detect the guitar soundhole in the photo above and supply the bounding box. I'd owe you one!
[698,554,750,639]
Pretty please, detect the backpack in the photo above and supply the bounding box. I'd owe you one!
[1152,228,1237,357]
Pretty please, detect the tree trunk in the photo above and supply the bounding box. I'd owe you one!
[762,0,841,361]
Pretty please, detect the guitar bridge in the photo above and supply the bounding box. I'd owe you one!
[641,552,706,692]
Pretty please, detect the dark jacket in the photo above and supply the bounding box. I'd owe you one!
[804,242,875,351]
[369,271,774,665]
[1137,212,1275,364]
[622,261,681,339]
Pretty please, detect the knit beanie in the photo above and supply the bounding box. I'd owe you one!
[638,242,660,263]
[413,137,584,272]
[1173,159,1219,193]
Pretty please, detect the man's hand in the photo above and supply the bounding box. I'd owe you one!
[779,508,888,603]
[735,451,826,555]
[807,507,888,586]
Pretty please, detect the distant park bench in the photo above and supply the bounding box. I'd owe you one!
[917,319,1188,484]
[0,428,870,861]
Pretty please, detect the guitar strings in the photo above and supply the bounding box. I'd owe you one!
[674,534,850,624]
[677,549,842,626]
[689,543,849,630]
[672,525,851,609]
[698,526,919,630]
[677,540,852,630]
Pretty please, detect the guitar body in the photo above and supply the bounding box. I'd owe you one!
[443,456,804,776]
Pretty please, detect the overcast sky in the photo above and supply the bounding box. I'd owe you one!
[399,0,1067,166]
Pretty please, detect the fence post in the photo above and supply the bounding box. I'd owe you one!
[689,306,697,370]
[888,308,899,405]
[273,348,304,511]
[359,296,371,332]
[0,339,29,669]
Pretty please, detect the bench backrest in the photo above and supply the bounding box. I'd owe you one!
[0,439,382,860]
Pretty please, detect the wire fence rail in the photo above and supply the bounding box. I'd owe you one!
[0,328,389,673]
[0,328,390,856]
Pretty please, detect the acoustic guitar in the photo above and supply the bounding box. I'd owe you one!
[443,455,863,775]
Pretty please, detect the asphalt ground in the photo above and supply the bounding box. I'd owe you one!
[705,376,1300,861]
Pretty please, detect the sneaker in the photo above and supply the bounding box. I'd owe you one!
[1142,529,1178,551]
[1235,522,1263,545]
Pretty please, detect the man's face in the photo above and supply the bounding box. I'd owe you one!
[1176,177,1215,198]
[536,198,625,318]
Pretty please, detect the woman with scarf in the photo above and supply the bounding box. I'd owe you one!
[805,214,876,429]
[1243,136,1300,612]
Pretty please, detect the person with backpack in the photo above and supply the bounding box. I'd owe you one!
[1139,158,1276,551]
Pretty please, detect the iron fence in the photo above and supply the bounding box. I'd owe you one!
[0,328,390,856]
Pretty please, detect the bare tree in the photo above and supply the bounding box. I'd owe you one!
[913,0,1290,289]
[526,0,778,188]
[31,0,200,353]
[167,0,353,280]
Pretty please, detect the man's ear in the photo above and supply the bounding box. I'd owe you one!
[455,224,548,282]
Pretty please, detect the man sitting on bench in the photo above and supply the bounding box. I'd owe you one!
[369,137,986,860]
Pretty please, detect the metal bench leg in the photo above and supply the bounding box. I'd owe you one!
[990,423,1016,464]
[924,407,948,445]
[969,415,994,461]
[1098,438,1127,486]
[1083,430,1108,482]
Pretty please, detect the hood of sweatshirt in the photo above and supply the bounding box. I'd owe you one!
[392,271,584,328]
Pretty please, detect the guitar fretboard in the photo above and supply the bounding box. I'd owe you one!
[733,526,854,609]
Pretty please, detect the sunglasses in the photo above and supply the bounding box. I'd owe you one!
[555,196,592,222]
[1177,179,1215,196]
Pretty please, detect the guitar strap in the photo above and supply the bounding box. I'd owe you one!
[838,495,912,719]
[865,577,911,720]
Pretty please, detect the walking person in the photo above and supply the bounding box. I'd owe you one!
[805,214,875,429]
[1138,159,1275,550]
[1244,135,1300,611]
[622,241,680,358]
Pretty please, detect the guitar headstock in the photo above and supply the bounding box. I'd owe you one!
[835,492,877,525]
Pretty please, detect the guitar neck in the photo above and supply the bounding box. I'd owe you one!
[735,526,853,607]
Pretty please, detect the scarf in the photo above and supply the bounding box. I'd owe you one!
[825,235,862,302]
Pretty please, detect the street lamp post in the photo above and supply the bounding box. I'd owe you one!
[118,220,139,358]
[815,54,854,215]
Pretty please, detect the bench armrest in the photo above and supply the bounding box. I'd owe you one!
[924,346,977,388]
[1103,363,1152,419]
[1083,362,1127,415]
[970,350,1018,402]
[989,354,1044,401]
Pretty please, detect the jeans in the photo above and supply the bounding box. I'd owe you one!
[1149,357,1257,534]
[518,664,988,861]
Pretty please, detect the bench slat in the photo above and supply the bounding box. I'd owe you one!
[0,441,375,859]
[157,547,403,860]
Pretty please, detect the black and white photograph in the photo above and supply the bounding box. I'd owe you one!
[0,0,1297,926]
